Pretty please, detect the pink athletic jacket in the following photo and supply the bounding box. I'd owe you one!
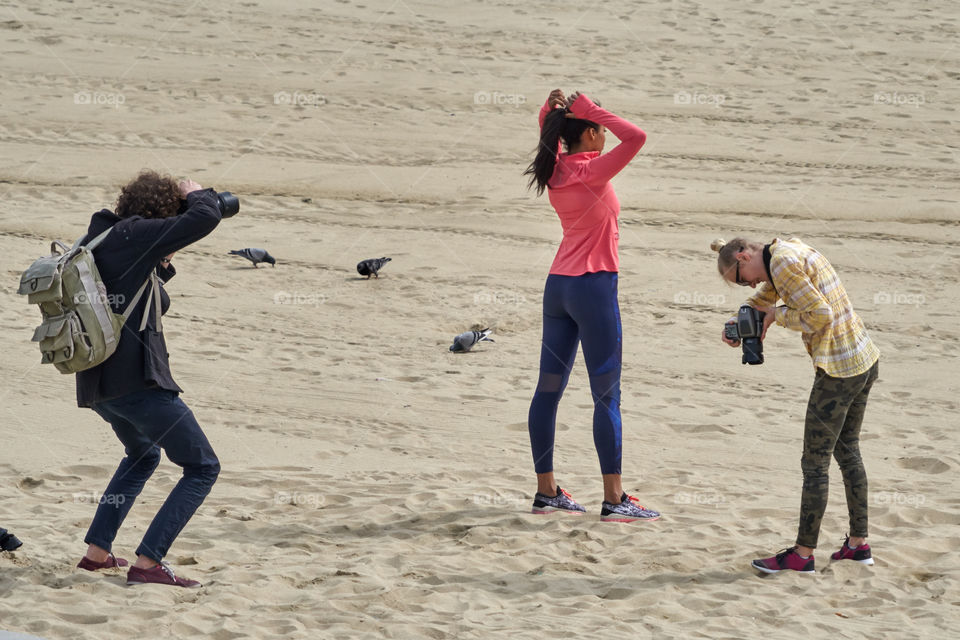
[538,94,646,276]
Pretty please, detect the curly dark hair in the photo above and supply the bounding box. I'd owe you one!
[115,170,181,219]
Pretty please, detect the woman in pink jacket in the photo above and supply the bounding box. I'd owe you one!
[523,90,659,522]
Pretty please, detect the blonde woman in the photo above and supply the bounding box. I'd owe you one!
[713,237,880,573]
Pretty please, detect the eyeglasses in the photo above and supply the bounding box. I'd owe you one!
[735,261,749,286]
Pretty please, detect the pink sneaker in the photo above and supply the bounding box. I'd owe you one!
[127,562,202,588]
[751,547,815,574]
[77,553,129,571]
[830,537,874,565]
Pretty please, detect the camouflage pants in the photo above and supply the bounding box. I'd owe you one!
[796,361,879,548]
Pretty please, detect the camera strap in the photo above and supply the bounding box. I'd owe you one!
[763,243,778,297]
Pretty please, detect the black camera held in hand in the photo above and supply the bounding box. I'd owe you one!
[216,191,239,218]
[178,191,239,218]
[724,304,766,365]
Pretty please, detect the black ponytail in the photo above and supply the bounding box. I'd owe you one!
[524,109,599,196]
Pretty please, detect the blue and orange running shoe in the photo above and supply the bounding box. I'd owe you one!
[531,486,586,514]
[600,494,660,523]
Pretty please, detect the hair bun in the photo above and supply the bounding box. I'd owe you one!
[710,238,726,253]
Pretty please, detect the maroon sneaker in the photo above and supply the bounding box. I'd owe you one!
[830,537,874,565]
[77,553,129,571]
[127,562,202,588]
[751,547,815,574]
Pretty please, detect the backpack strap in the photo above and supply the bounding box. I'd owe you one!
[74,258,120,351]
[76,226,164,335]
[69,227,113,255]
[135,273,163,333]
[112,273,157,333]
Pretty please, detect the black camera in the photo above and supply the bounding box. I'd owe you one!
[724,304,766,365]
[216,191,239,218]
[178,190,239,218]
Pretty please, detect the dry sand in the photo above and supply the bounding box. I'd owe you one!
[1,0,958,638]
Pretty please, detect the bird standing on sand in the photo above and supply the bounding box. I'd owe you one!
[229,248,276,268]
[450,328,494,353]
[0,526,23,551]
[357,257,391,278]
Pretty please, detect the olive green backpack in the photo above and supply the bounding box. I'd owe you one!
[18,228,161,373]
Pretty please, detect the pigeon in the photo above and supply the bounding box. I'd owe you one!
[0,527,23,551]
[357,257,391,279]
[229,248,276,268]
[449,328,494,353]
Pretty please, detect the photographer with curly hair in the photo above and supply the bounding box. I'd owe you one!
[74,170,225,588]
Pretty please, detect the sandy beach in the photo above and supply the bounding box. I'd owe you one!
[1,0,958,638]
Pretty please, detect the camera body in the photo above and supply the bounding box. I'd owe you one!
[724,304,766,365]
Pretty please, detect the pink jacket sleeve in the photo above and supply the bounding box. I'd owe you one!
[538,96,557,128]
[568,94,646,184]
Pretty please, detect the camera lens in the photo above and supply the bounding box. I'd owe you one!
[217,191,240,218]
[742,337,764,365]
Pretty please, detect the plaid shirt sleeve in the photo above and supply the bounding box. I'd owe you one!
[771,253,834,332]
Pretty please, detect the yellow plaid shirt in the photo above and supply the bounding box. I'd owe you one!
[747,238,879,378]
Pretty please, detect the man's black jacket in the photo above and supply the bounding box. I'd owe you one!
[75,189,221,407]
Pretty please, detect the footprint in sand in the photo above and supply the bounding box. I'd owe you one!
[18,476,44,489]
[895,456,950,474]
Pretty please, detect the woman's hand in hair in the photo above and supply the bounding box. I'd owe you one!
[548,89,566,110]
[178,179,203,198]
[564,91,584,117]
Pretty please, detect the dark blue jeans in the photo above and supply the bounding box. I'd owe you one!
[85,389,220,562]
[528,271,623,475]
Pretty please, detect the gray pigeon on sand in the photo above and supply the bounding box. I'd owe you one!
[450,328,494,353]
[229,248,276,268]
[357,257,391,278]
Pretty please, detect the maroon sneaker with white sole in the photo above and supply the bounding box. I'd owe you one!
[127,561,202,588]
[830,537,874,565]
[77,553,129,571]
[751,547,815,574]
